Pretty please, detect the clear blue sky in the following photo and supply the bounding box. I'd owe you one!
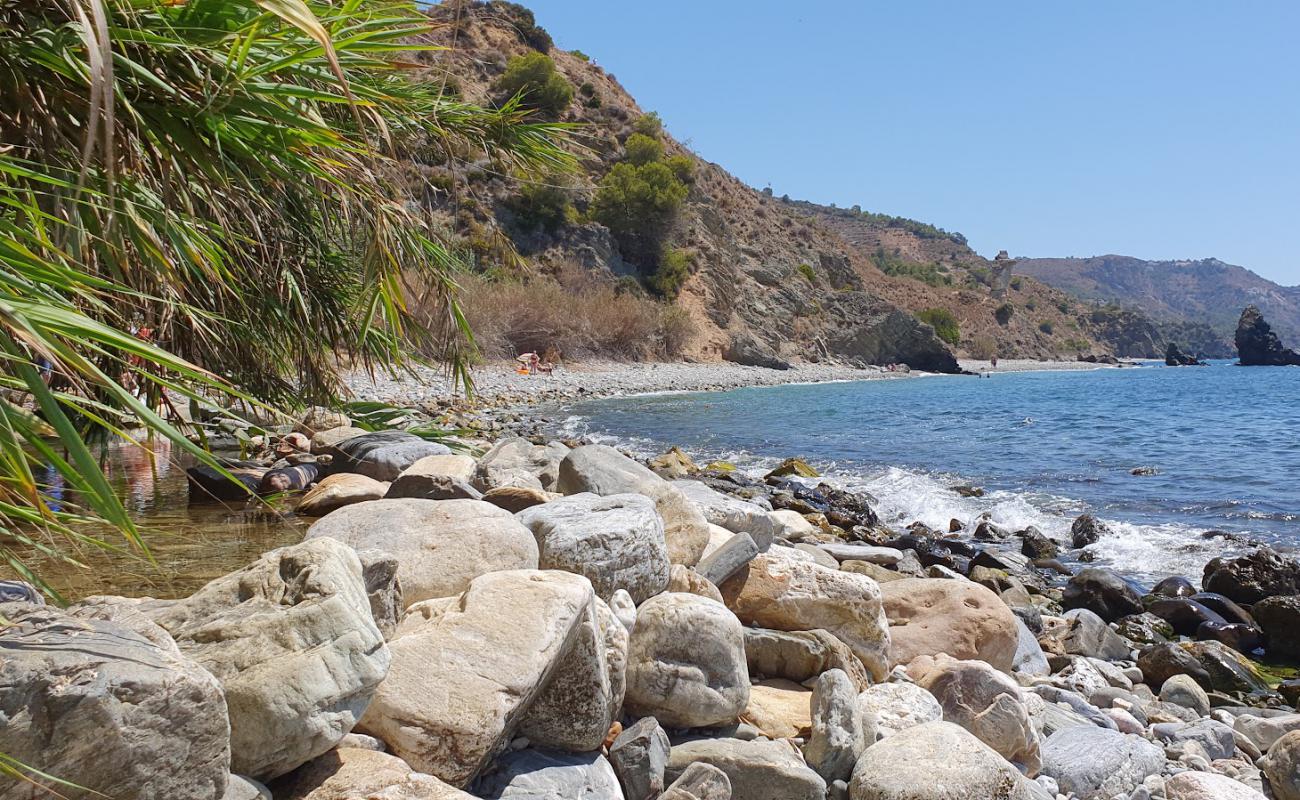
[521,1,1300,285]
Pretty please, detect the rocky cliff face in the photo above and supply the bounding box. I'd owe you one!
[414,2,1129,370]
[1236,306,1300,366]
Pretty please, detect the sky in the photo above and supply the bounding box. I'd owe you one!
[520,1,1300,285]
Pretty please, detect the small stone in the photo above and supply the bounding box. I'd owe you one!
[609,717,671,800]
[1160,674,1211,717]
[857,681,943,738]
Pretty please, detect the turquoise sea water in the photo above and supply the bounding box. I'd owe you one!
[557,361,1300,582]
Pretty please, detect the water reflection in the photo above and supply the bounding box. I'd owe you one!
[8,436,304,601]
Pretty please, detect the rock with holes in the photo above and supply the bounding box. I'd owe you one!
[306,498,538,605]
[879,578,1018,671]
[144,537,389,781]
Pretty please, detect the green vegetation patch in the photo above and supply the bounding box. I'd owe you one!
[495,52,573,117]
[917,308,961,345]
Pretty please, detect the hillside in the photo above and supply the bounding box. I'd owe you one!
[1017,255,1300,354]
[413,2,1150,367]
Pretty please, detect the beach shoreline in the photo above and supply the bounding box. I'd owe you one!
[348,358,1121,409]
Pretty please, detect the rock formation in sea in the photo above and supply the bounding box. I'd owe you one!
[1236,305,1300,366]
[1164,342,1205,366]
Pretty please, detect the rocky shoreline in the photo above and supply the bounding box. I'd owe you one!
[8,395,1296,800]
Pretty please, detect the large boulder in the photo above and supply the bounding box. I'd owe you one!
[324,430,452,481]
[743,627,873,692]
[912,655,1040,775]
[475,750,624,800]
[666,739,826,800]
[848,721,1039,800]
[1166,771,1268,800]
[145,538,389,781]
[295,473,389,516]
[624,593,750,729]
[558,445,710,566]
[1061,567,1144,622]
[305,498,538,605]
[270,748,475,799]
[357,570,612,787]
[1236,305,1300,366]
[475,437,569,492]
[0,603,230,800]
[857,681,943,738]
[719,554,890,681]
[1138,640,1270,695]
[386,454,480,499]
[1255,597,1300,661]
[517,493,671,603]
[673,479,778,547]
[879,578,1018,671]
[1203,547,1300,605]
[1259,730,1300,800]
[1039,726,1165,800]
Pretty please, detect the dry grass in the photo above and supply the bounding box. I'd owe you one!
[453,268,695,361]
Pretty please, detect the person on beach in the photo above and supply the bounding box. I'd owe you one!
[990,355,998,370]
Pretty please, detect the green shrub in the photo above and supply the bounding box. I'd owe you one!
[917,308,960,345]
[649,248,691,298]
[871,248,951,287]
[488,1,553,51]
[1038,320,1054,335]
[1024,299,1037,311]
[505,181,573,233]
[591,162,689,265]
[625,132,664,166]
[1056,299,1072,313]
[571,49,590,62]
[994,303,1014,325]
[633,112,664,138]
[1010,276,1023,291]
[664,154,695,183]
[797,263,816,283]
[495,52,572,117]
[579,81,596,97]
[856,209,967,245]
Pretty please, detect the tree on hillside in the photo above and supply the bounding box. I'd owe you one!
[495,51,574,118]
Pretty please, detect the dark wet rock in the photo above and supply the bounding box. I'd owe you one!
[1063,567,1145,622]
[1196,621,1264,654]
[324,430,452,482]
[1152,576,1197,598]
[259,462,321,494]
[1069,514,1108,548]
[1164,342,1205,366]
[1130,465,1160,475]
[1117,612,1175,646]
[1146,597,1227,637]
[948,518,963,532]
[1236,305,1300,366]
[951,485,985,498]
[1139,641,1271,696]
[1018,527,1060,560]
[1278,679,1300,707]
[1203,548,1300,605]
[1253,595,1300,658]
[1189,592,1257,628]
[766,480,879,531]
[972,521,1008,541]
[187,460,265,502]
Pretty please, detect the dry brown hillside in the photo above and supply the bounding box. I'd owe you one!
[410,2,1142,366]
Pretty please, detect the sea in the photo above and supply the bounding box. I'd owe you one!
[554,361,1300,584]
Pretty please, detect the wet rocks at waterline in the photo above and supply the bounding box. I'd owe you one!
[10,433,1300,799]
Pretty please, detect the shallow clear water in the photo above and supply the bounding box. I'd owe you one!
[558,361,1300,583]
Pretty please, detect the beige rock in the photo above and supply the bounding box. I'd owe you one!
[1260,730,1300,800]
[841,559,906,583]
[482,485,551,513]
[1166,770,1267,800]
[667,564,725,602]
[912,654,1040,776]
[880,578,1019,671]
[311,425,367,451]
[625,593,750,729]
[719,555,891,682]
[296,407,351,436]
[743,627,873,692]
[558,444,710,566]
[357,570,610,787]
[296,473,389,516]
[742,679,813,739]
[386,454,478,497]
[857,681,944,738]
[475,437,569,491]
[147,538,388,781]
[849,721,1039,800]
[305,498,538,605]
[666,739,826,800]
[271,748,475,799]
